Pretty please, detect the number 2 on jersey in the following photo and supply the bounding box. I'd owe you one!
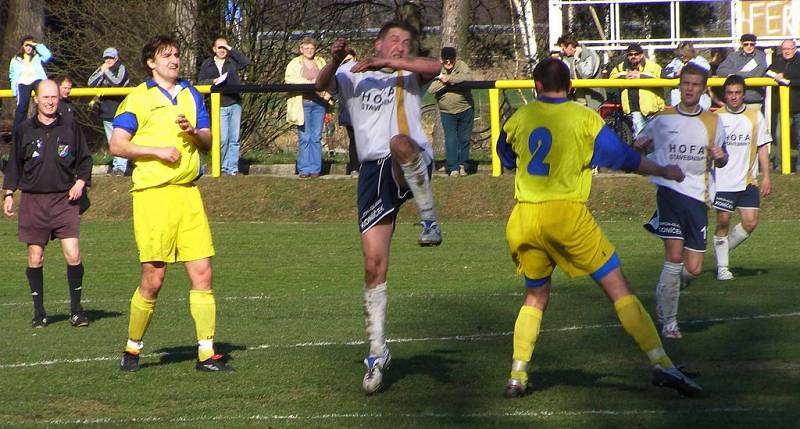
[527,127,552,176]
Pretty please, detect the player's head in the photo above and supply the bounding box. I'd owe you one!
[532,58,571,94]
[33,79,59,118]
[54,75,73,99]
[723,74,746,110]
[375,20,417,60]
[678,63,708,108]
[557,34,578,57]
[142,35,181,81]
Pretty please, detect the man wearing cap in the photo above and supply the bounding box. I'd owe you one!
[428,46,474,176]
[716,34,768,111]
[611,43,665,135]
[88,47,130,175]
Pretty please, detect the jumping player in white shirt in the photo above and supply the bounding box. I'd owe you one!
[315,21,442,395]
[635,64,728,339]
[712,74,772,280]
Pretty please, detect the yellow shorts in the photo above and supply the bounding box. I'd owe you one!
[506,201,615,282]
[132,184,215,263]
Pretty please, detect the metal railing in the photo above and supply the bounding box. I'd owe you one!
[1,77,792,177]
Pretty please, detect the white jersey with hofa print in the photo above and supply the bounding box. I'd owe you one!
[714,106,771,192]
[334,61,432,163]
[640,106,726,204]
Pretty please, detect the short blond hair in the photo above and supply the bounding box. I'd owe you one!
[300,37,317,48]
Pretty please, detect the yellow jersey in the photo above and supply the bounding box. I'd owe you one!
[113,80,210,191]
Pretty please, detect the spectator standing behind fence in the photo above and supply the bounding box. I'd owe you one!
[285,37,329,178]
[3,80,92,329]
[767,39,800,172]
[662,42,712,110]
[337,48,360,177]
[611,44,664,136]
[715,34,768,111]
[9,36,52,135]
[55,75,75,123]
[556,34,604,109]
[198,37,250,176]
[428,47,474,177]
[88,47,130,175]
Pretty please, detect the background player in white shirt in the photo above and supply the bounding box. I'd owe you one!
[635,64,728,339]
[315,21,442,395]
[712,75,772,280]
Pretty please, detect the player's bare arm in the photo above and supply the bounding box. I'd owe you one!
[636,156,685,182]
[314,37,348,93]
[633,135,653,153]
[351,57,441,82]
[709,144,728,168]
[176,114,211,151]
[757,144,772,196]
[110,127,181,163]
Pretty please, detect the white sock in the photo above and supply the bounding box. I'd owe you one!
[713,235,729,269]
[681,266,697,289]
[399,154,437,221]
[656,261,682,326]
[728,223,750,250]
[364,282,388,357]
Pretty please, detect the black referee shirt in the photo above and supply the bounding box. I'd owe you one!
[3,114,92,193]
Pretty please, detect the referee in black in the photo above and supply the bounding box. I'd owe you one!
[3,79,92,328]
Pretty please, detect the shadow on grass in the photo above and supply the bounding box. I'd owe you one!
[45,309,122,325]
[379,348,463,392]
[731,267,768,278]
[531,368,647,395]
[142,342,247,369]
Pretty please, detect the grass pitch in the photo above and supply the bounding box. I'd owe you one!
[0,218,798,428]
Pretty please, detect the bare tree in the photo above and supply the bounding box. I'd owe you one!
[441,0,470,55]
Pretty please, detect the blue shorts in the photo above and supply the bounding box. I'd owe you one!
[644,186,708,252]
[357,156,431,233]
[712,184,760,212]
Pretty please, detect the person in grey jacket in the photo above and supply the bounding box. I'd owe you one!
[88,47,130,175]
[198,37,251,176]
[716,34,768,110]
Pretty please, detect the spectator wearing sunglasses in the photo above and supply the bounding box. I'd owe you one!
[716,34,768,111]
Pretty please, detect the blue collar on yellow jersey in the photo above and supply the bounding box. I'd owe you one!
[145,79,190,105]
[537,95,569,104]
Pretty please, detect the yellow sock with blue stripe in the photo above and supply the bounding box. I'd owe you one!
[511,305,543,384]
[614,295,673,368]
[127,288,156,354]
[190,290,216,361]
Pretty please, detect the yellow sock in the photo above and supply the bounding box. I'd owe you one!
[190,289,216,361]
[127,288,156,354]
[511,305,543,384]
[614,295,673,368]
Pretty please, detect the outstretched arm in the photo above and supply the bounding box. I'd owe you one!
[351,56,441,82]
[315,38,348,92]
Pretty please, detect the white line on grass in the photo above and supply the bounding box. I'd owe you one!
[6,406,781,426]
[1,311,798,370]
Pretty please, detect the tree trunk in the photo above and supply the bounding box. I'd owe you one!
[440,0,470,56]
[174,0,198,76]
[1,0,45,132]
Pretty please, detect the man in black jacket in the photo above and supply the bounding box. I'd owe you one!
[768,39,800,171]
[198,37,250,176]
[88,47,130,175]
[2,79,93,328]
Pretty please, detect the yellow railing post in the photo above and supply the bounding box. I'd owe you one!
[779,86,791,175]
[489,88,501,176]
[210,92,221,177]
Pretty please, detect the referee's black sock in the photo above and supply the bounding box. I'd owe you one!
[26,266,45,317]
[67,263,84,314]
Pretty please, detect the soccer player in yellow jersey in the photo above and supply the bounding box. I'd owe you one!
[110,35,233,372]
[496,58,701,398]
